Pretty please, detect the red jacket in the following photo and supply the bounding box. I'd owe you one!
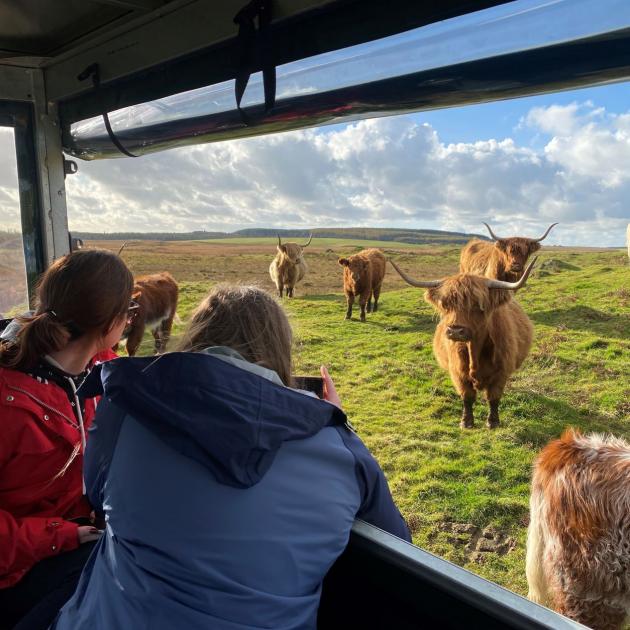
[0,349,116,588]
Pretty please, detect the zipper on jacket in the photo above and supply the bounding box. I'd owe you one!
[7,385,80,430]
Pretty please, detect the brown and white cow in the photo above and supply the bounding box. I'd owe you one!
[527,429,630,630]
[460,223,557,282]
[390,258,535,428]
[269,234,312,298]
[124,272,179,356]
[338,248,386,322]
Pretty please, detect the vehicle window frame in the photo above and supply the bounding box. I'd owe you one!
[0,101,46,305]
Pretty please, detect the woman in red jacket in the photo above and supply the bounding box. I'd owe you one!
[0,249,134,630]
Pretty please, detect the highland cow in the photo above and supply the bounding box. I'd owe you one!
[527,429,630,630]
[461,223,557,282]
[390,258,536,428]
[124,272,179,356]
[338,248,386,322]
[269,234,312,298]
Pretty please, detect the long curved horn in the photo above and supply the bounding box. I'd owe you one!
[534,223,558,242]
[302,233,313,248]
[117,242,128,256]
[389,260,442,288]
[277,234,282,247]
[485,256,538,290]
[483,222,503,241]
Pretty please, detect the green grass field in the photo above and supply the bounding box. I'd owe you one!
[103,239,629,596]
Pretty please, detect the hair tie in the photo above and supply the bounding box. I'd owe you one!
[46,309,58,318]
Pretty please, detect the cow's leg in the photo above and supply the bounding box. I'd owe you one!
[151,326,162,354]
[461,392,476,429]
[453,371,476,428]
[125,322,145,357]
[485,383,505,428]
[155,315,175,354]
[277,283,284,298]
[359,293,369,322]
[287,286,294,298]
[487,400,500,429]
[345,293,354,320]
[366,292,373,313]
[359,297,367,322]
[372,284,382,312]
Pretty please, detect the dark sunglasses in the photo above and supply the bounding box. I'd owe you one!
[127,300,140,323]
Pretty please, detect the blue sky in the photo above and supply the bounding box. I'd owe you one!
[415,83,630,146]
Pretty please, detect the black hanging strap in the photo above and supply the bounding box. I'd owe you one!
[233,0,276,125]
[77,64,138,158]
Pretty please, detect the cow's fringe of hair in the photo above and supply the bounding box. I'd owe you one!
[427,273,510,313]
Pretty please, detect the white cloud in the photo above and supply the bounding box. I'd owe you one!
[524,102,583,136]
[2,101,629,245]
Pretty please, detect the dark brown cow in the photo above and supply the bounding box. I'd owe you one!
[390,258,535,428]
[269,234,311,298]
[460,223,557,282]
[338,248,386,322]
[527,430,630,630]
[124,272,179,356]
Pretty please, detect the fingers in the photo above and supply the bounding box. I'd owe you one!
[320,365,343,409]
[78,525,104,545]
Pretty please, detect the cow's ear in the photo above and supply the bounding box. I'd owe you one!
[424,287,439,306]
[338,258,349,266]
[495,239,508,251]
[529,241,541,253]
[278,245,286,253]
[132,290,142,300]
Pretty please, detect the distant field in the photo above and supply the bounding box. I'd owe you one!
[90,240,630,594]
[198,236,425,248]
[91,238,463,296]
[0,232,28,315]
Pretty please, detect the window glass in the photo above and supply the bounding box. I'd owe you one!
[0,126,28,317]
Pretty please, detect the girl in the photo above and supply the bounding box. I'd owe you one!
[53,284,410,630]
[0,249,134,629]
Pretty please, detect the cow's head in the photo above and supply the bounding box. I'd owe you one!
[338,255,368,286]
[277,234,312,265]
[484,223,557,276]
[390,257,537,343]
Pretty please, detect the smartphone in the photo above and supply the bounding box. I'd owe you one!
[293,375,324,398]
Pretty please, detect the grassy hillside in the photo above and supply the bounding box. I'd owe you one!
[106,242,629,595]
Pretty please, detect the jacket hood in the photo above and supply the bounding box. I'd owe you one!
[80,352,346,488]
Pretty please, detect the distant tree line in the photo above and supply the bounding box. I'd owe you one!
[72,227,489,245]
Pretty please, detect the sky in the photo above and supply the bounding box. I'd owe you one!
[1,2,629,247]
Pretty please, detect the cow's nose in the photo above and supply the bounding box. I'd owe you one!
[446,325,471,341]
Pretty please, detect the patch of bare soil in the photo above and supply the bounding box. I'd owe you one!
[433,521,516,564]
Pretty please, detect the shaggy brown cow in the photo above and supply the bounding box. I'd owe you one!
[338,248,386,322]
[527,429,630,630]
[460,223,557,282]
[124,272,179,356]
[269,234,312,298]
[390,258,535,428]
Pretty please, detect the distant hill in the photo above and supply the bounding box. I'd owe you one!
[73,227,489,245]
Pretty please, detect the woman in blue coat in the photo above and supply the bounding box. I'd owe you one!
[53,285,410,630]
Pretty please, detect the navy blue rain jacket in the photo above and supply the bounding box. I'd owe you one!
[52,351,410,630]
